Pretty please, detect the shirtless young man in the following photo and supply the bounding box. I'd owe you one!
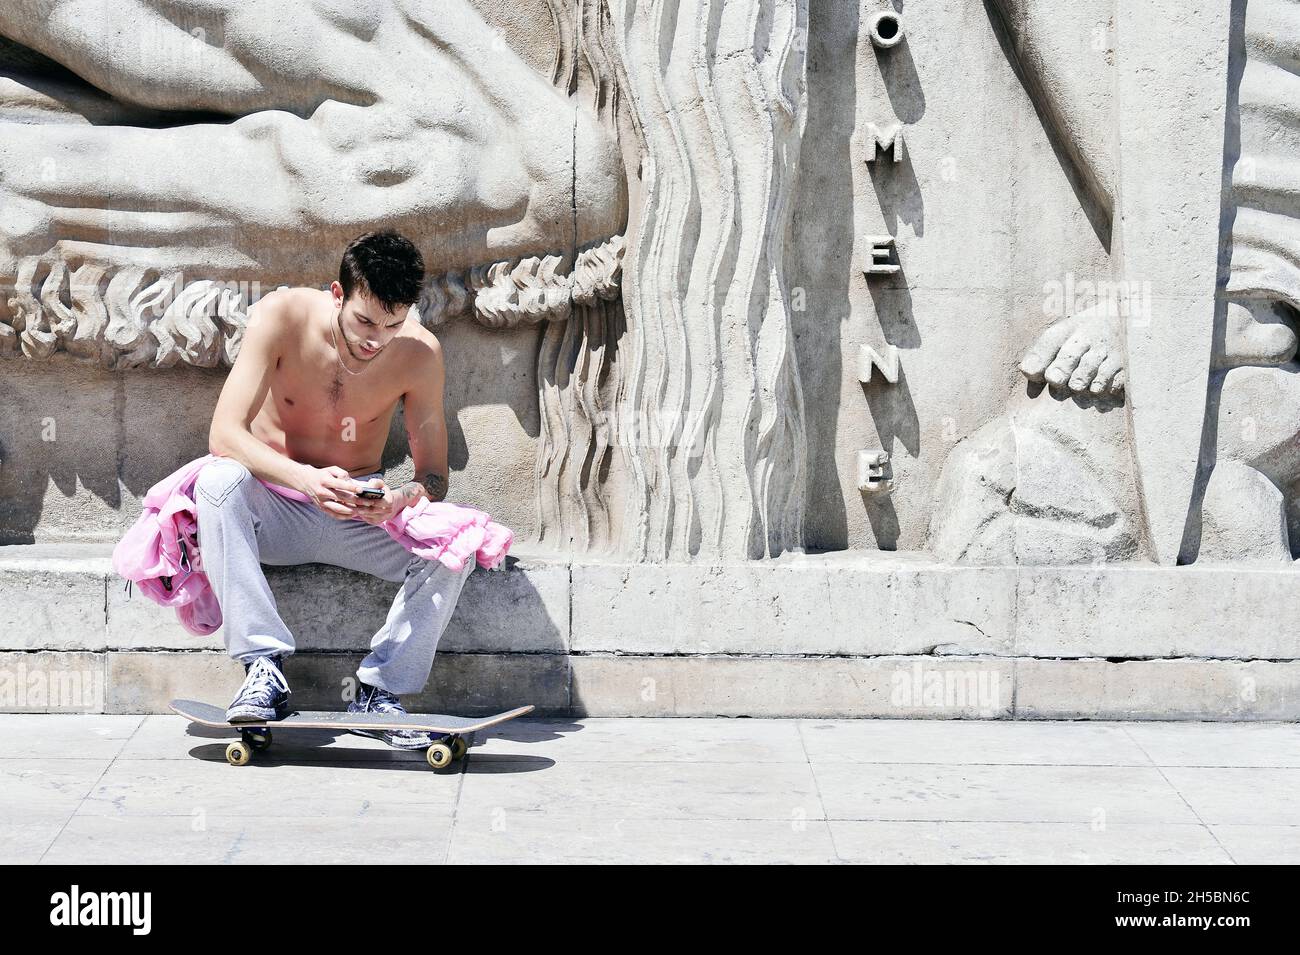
[195,230,467,749]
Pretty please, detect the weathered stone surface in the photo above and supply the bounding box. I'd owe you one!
[105,651,569,715]
[1015,659,1300,721]
[11,714,1298,864]
[100,548,568,653]
[0,651,105,713]
[1013,567,1300,659]
[238,559,568,656]
[2,2,1300,721]
[7,547,1300,705]
[569,655,1014,719]
[815,762,1200,824]
[2,0,1298,568]
[0,562,106,651]
[571,555,1016,656]
[0,640,1296,720]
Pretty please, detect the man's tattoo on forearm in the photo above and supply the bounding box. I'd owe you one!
[400,472,448,504]
[419,471,448,502]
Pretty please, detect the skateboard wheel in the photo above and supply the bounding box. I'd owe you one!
[244,729,272,751]
[226,741,252,766]
[450,736,467,760]
[426,742,454,769]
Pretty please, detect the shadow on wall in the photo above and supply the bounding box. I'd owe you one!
[981,0,1113,254]
[862,29,925,549]
[0,358,228,544]
[791,0,856,554]
[267,555,567,660]
[1190,0,1246,563]
[0,317,540,544]
[795,0,923,553]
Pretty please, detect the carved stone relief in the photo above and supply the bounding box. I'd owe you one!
[2,0,1294,568]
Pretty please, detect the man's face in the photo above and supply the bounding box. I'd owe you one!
[330,281,407,361]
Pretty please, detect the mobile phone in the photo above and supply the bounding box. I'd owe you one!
[355,483,386,500]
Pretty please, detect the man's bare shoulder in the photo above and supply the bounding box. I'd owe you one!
[395,318,443,395]
[248,287,322,338]
[400,318,443,366]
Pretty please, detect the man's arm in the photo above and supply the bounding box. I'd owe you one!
[395,338,450,506]
[207,290,311,491]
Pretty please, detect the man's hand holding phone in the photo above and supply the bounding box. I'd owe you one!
[298,466,400,524]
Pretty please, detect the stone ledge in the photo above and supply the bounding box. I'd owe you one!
[569,655,1300,720]
[0,543,569,654]
[104,650,570,715]
[0,651,1296,720]
[3,543,1299,718]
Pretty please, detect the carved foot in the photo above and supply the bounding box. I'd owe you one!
[1018,302,1125,397]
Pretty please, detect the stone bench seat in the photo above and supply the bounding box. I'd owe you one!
[1,543,1298,719]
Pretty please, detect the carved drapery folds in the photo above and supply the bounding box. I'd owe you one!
[596,0,811,560]
[410,0,814,563]
[388,0,814,562]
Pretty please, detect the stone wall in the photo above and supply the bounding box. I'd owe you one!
[1,1,1298,716]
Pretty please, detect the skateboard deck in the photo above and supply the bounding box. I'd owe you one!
[170,698,534,769]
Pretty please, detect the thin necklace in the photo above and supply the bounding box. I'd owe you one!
[330,309,370,377]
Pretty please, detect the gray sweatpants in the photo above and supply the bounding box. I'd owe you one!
[193,456,474,696]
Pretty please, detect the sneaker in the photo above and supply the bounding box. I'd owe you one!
[226,655,292,723]
[347,682,445,751]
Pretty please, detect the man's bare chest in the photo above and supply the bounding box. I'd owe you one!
[269,353,404,430]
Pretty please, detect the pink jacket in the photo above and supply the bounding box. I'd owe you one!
[111,454,514,636]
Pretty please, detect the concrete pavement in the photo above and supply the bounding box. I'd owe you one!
[1,715,1297,864]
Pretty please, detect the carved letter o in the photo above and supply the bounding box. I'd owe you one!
[869,12,904,49]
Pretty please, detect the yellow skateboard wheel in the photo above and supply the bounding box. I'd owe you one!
[426,742,454,769]
[226,741,252,766]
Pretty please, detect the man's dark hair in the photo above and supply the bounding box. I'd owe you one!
[338,231,425,312]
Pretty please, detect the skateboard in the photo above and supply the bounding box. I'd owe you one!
[170,698,535,769]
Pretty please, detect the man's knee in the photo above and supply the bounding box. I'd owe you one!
[405,553,476,585]
[195,458,253,508]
